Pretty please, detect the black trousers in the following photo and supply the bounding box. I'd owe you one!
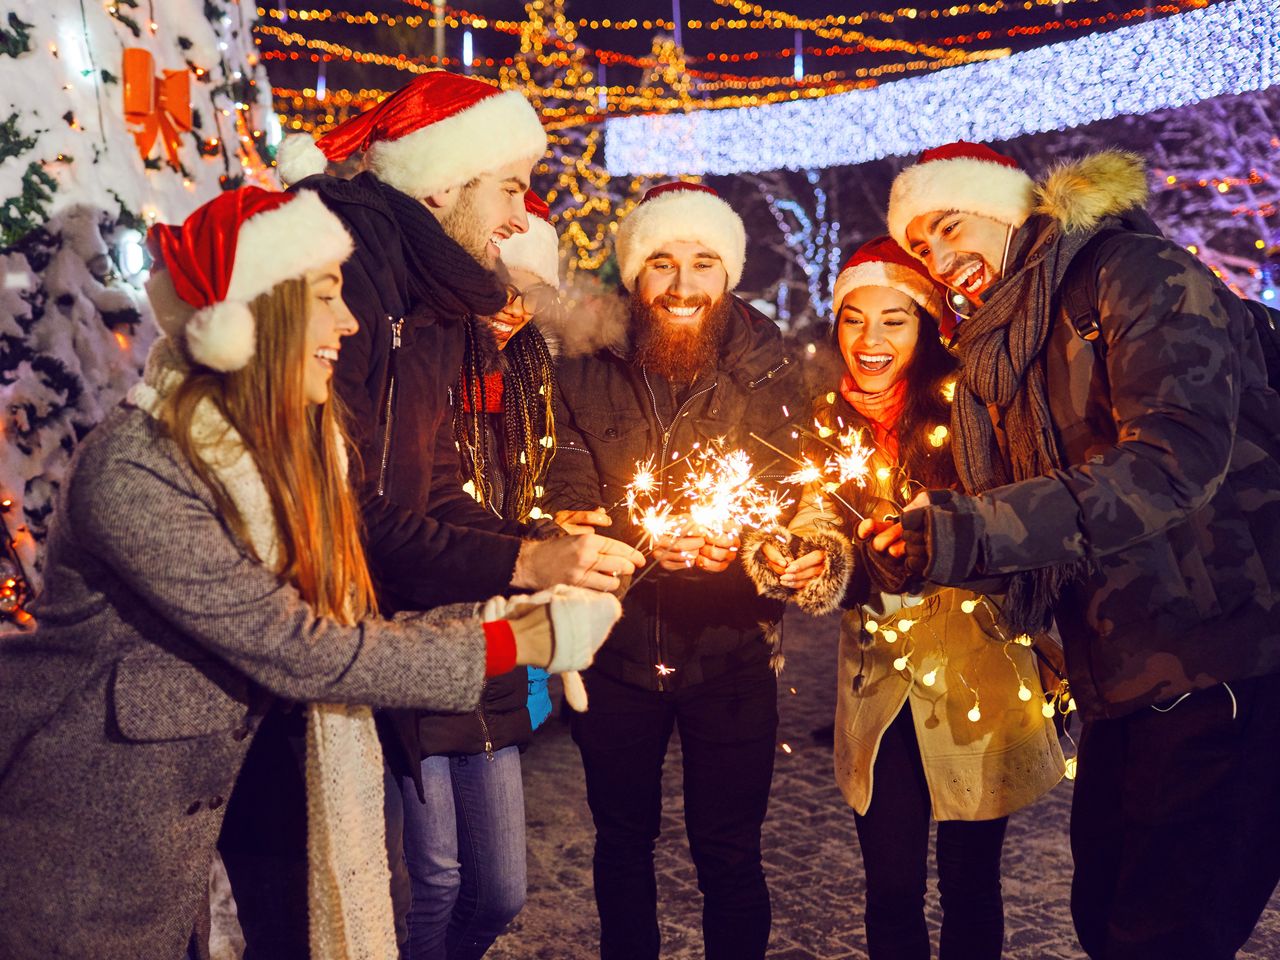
[1071,673,1280,960]
[853,706,1009,960]
[571,659,778,960]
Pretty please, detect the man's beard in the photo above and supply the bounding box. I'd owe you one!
[631,290,732,383]
[437,185,491,265]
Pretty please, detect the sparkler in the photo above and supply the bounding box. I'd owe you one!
[621,440,792,587]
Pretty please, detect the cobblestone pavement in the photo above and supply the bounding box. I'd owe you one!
[490,609,1280,960]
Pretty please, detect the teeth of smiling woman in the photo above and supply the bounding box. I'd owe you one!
[315,347,339,364]
[490,320,514,334]
[857,354,892,372]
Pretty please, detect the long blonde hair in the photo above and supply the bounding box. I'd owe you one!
[162,277,376,624]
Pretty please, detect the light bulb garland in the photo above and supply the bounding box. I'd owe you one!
[604,0,1280,175]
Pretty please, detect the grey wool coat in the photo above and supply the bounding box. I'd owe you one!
[0,406,490,960]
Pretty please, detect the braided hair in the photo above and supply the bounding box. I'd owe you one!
[453,317,558,523]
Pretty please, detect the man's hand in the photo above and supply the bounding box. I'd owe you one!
[511,533,646,593]
[554,507,613,536]
[652,526,707,571]
[694,530,740,574]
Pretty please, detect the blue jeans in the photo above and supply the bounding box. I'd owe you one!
[399,746,527,960]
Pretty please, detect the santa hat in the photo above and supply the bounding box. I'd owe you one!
[146,187,353,372]
[887,141,1035,253]
[832,235,949,323]
[276,72,547,199]
[613,182,746,292]
[497,190,559,287]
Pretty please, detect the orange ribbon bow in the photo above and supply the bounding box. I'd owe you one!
[123,47,192,168]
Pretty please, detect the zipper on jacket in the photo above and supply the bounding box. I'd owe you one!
[639,369,718,691]
[376,317,405,497]
[476,679,495,761]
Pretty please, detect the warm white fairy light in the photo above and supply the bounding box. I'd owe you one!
[605,0,1280,175]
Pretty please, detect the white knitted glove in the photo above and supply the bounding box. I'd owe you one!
[544,584,621,672]
[480,585,621,673]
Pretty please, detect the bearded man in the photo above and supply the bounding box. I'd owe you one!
[544,183,805,960]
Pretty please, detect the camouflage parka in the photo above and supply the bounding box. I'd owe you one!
[916,152,1280,720]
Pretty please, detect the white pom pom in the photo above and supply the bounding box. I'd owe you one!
[186,301,256,371]
[276,134,330,186]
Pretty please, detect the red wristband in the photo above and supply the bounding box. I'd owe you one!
[482,620,518,677]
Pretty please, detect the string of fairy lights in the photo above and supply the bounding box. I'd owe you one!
[0,0,277,628]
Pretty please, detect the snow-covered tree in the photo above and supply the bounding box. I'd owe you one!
[0,0,274,620]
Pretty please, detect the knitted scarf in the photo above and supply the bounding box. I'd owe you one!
[129,339,396,960]
[840,375,908,461]
[375,178,509,324]
[949,214,1096,634]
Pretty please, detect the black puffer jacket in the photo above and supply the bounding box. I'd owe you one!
[544,298,805,691]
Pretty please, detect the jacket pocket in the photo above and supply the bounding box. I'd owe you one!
[111,656,250,742]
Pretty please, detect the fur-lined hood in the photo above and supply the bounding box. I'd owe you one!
[1033,150,1150,233]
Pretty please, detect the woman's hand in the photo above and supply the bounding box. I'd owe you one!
[858,492,929,557]
[555,507,613,536]
[779,549,826,588]
[760,540,790,576]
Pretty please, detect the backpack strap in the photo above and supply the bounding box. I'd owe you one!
[1058,227,1128,344]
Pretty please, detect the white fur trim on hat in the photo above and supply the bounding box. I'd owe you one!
[614,190,746,292]
[276,134,330,186]
[832,261,946,321]
[186,300,256,372]
[225,190,354,305]
[498,216,560,287]
[887,157,1035,253]
[369,90,548,199]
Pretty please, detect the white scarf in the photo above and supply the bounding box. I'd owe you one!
[129,338,397,960]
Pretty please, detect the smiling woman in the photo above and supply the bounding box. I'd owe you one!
[301,266,358,405]
[0,186,621,960]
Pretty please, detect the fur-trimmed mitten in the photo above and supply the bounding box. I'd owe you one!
[740,526,855,616]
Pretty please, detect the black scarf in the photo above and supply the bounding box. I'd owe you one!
[375,178,508,324]
[949,214,1098,634]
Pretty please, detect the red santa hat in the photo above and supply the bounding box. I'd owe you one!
[147,186,353,372]
[832,235,949,323]
[613,182,746,292]
[496,190,559,287]
[887,141,1035,253]
[275,72,547,199]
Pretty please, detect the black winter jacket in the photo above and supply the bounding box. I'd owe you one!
[293,173,529,773]
[544,298,805,692]
[294,172,526,609]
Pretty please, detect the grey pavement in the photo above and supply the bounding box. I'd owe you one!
[490,609,1280,960]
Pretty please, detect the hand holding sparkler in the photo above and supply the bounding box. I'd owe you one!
[554,507,613,535]
[759,538,827,588]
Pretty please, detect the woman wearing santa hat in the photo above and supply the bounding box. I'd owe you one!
[0,186,621,960]
[742,236,1063,960]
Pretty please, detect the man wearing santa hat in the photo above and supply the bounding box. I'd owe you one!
[871,140,1280,958]
[218,73,643,955]
[544,183,805,960]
